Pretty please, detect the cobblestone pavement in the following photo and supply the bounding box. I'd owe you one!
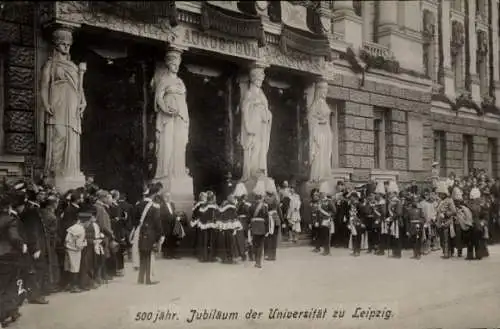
[10,246,500,329]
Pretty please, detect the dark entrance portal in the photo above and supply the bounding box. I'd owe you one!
[80,46,153,203]
[263,76,305,186]
[181,54,239,202]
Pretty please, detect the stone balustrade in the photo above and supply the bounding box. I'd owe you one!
[361,42,394,60]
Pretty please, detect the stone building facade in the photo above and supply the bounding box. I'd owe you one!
[0,1,498,198]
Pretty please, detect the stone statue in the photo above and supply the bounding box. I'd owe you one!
[41,27,87,180]
[151,48,189,185]
[240,65,272,181]
[308,80,332,182]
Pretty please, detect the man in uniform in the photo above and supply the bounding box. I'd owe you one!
[436,181,457,259]
[310,188,321,252]
[264,179,282,261]
[233,183,251,261]
[405,195,425,259]
[249,181,269,268]
[317,182,336,255]
[134,185,163,285]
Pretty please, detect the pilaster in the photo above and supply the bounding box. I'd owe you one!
[491,0,500,106]
[333,0,363,52]
[441,0,455,98]
[467,0,481,103]
[376,1,423,72]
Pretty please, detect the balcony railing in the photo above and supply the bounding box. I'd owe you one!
[362,42,394,60]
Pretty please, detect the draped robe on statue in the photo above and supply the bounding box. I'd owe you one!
[308,94,332,182]
[44,58,83,177]
[240,86,272,180]
[152,67,190,184]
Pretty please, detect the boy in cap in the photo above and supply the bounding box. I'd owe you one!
[64,210,87,293]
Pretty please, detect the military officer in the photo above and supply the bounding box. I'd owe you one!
[249,181,269,268]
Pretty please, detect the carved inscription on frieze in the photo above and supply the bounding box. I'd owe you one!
[263,45,325,75]
[181,27,260,60]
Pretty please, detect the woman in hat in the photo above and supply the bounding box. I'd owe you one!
[64,210,87,293]
[39,195,60,293]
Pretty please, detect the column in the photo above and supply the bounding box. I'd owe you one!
[468,0,480,102]
[378,1,398,27]
[42,24,87,192]
[491,0,500,106]
[238,60,271,191]
[333,0,363,51]
[441,1,456,98]
[160,45,194,218]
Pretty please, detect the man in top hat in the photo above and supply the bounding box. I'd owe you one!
[21,184,49,304]
[94,190,115,280]
[249,181,269,268]
[134,184,163,285]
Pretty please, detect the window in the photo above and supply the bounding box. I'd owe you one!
[488,138,498,177]
[373,108,387,169]
[329,100,343,169]
[434,131,446,177]
[463,135,474,176]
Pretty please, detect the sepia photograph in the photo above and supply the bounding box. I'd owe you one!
[0,1,499,328]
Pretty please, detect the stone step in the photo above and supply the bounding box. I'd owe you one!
[0,155,24,178]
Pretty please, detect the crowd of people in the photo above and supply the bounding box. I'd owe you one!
[0,168,498,328]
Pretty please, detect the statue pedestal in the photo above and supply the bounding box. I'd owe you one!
[53,172,86,194]
[169,175,194,220]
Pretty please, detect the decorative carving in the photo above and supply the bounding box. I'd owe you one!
[87,1,177,26]
[307,79,332,182]
[151,48,190,186]
[477,30,488,58]
[200,2,266,47]
[450,20,465,56]
[55,2,176,41]
[40,26,87,182]
[5,111,34,132]
[5,133,36,154]
[255,1,269,13]
[280,24,331,59]
[263,44,325,75]
[422,10,436,43]
[239,63,272,181]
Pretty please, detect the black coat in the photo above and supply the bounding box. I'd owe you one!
[21,202,47,255]
[135,199,162,252]
[155,196,175,237]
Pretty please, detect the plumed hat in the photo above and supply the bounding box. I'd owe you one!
[348,191,360,199]
[469,187,481,200]
[451,186,463,201]
[233,182,248,198]
[435,181,449,196]
[264,178,277,195]
[319,181,331,195]
[375,181,386,195]
[386,181,399,194]
[253,180,266,196]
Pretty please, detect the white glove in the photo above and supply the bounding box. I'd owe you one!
[33,250,41,259]
[22,244,27,254]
